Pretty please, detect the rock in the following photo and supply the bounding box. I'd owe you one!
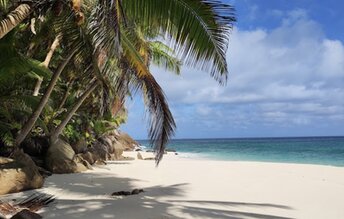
[143,157,155,160]
[0,150,44,195]
[71,138,88,154]
[137,152,143,160]
[116,132,139,151]
[80,151,96,165]
[112,141,124,160]
[175,152,178,155]
[75,154,93,170]
[165,148,176,152]
[131,189,144,195]
[136,152,155,160]
[22,137,49,158]
[45,138,88,174]
[135,148,142,151]
[37,167,52,177]
[111,191,131,196]
[121,156,135,161]
[111,189,144,196]
[98,137,114,154]
[90,141,109,160]
[10,209,42,219]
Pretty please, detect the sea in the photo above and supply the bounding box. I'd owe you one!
[138,136,344,167]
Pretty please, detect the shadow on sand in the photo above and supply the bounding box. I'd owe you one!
[6,171,295,219]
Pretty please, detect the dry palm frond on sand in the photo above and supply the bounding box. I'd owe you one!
[0,193,55,216]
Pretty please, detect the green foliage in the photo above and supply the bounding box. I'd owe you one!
[63,123,81,145]
[0,0,235,163]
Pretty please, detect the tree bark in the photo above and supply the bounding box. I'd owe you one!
[15,49,77,146]
[0,4,31,39]
[32,77,43,96]
[32,35,62,96]
[50,80,99,143]
[57,80,74,111]
[42,34,62,68]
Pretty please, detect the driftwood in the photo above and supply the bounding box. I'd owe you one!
[0,193,55,217]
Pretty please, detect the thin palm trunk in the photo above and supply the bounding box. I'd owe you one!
[42,35,62,68]
[50,80,99,143]
[32,77,43,96]
[0,4,31,39]
[57,80,74,111]
[32,35,62,96]
[15,49,77,146]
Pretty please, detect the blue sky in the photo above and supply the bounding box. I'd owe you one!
[122,0,344,139]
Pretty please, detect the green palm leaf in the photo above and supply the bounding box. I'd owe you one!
[121,30,176,163]
[122,0,236,84]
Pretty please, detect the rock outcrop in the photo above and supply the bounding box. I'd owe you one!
[0,150,44,195]
[116,131,139,151]
[45,138,90,174]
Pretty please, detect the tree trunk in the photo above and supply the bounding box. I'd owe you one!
[57,80,74,111]
[32,35,62,96]
[15,49,77,146]
[42,34,62,68]
[0,4,31,39]
[32,77,43,96]
[50,81,99,143]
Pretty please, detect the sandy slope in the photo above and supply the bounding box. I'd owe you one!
[2,152,344,219]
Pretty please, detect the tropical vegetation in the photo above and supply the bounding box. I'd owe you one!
[0,0,236,168]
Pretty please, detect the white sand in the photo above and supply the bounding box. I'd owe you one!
[3,152,344,219]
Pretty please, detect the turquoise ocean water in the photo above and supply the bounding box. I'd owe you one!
[138,137,344,166]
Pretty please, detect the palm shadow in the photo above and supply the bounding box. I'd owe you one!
[1,171,295,219]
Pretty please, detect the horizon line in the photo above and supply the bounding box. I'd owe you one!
[134,135,344,141]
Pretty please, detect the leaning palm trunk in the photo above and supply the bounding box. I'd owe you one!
[15,49,77,146]
[32,77,43,96]
[33,35,62,96]
[42,35,62,68]
[50,80,100,143]
[0,4,31,39]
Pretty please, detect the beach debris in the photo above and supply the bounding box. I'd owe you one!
[16,193,55,212]
[0,200,17,215]
[111,189,144,197]
[0,193,55,218]
[10,209,42,219]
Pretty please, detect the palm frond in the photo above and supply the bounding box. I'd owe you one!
[149,41,181,74]
[0,4,31,39]
[88,0,121,63]
[121,30,175,163]
[123,0,236,84]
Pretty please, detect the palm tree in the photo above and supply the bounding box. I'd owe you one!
[1,0,236,163]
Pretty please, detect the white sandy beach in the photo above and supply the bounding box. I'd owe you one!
[3,151,344,219]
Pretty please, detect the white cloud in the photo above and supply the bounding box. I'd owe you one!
[149,9,344,133]
[123,9,344,138]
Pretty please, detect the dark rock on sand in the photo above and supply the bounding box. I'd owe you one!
[143,157,155,160]
[10,209,42,219]
[111,191,131,196]
[111,189,144,196]
[131,189,144,195]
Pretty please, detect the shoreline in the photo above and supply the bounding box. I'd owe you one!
[148,151,344,168]
[1,152,344,218]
